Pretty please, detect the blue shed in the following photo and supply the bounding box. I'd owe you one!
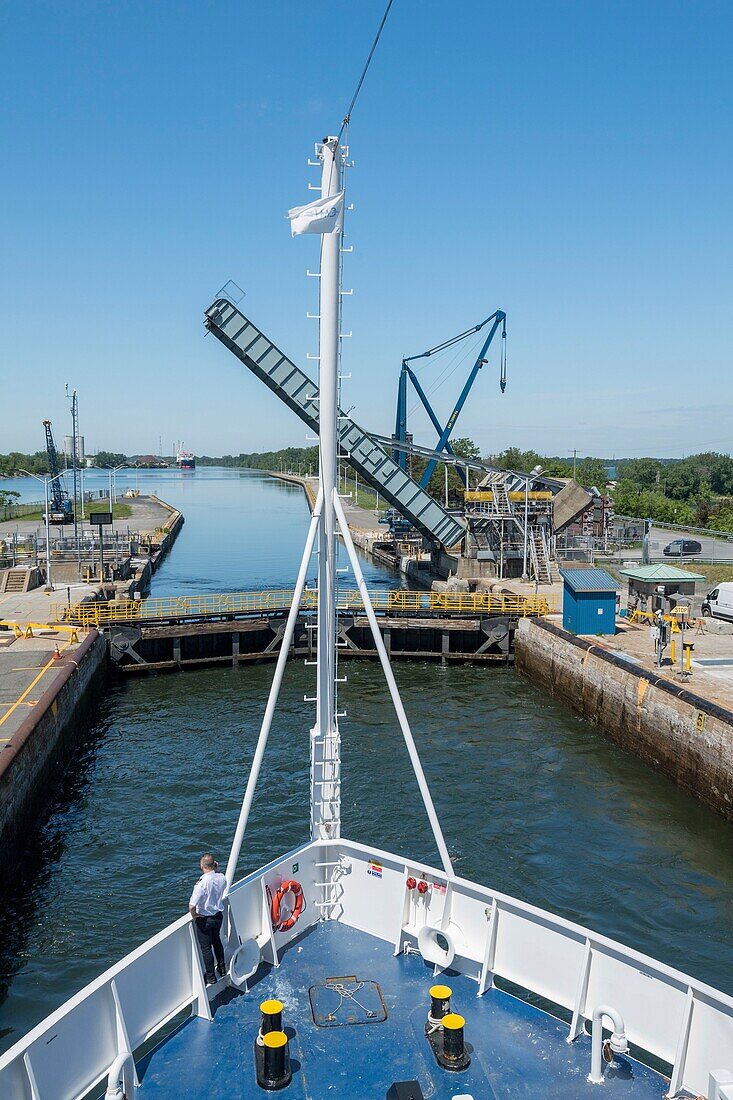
[560,567,619,635]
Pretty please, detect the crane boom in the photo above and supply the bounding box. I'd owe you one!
[42,420,73,523]
[392,310,507,488]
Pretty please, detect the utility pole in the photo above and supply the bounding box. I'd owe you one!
[573,448,577,480]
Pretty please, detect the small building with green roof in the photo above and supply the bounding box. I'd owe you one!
[619,563,705,613]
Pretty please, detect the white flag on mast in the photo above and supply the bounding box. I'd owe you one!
[287,190,344,236]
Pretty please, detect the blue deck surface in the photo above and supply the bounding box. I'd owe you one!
[138,921,669,1099]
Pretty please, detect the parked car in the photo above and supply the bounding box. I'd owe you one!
[702,583,733,619]
[663,538,702,557]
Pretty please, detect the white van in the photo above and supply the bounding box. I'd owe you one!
[702,583,733,620]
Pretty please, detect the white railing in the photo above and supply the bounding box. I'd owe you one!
[1,836,731,1099]
[334,839,733,1100]
[0,840,318,1100]
[0,915,208,1100]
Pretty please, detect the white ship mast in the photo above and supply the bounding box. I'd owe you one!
[225,134,453,886]
[311,136,343,842]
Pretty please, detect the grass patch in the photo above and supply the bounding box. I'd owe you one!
[16,502,133,523]
[676,563,733,587]
[342,478,380,513]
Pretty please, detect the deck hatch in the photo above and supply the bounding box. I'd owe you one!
[309,975,387,1027]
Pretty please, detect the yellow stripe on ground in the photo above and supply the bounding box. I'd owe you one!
[0,642,71,729]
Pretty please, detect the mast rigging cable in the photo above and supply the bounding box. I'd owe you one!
[338,0,395,140]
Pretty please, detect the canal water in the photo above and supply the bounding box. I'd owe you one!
[1,470,732,1053]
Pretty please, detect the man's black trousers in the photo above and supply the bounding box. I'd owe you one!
[195,911,225,979]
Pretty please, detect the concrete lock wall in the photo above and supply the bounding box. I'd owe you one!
[515,618,733,822]
[0,630,108,873]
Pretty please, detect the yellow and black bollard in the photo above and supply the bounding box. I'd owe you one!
[258,1031,292,1090]
[437,1013,471,1071]
[427,984,452,1028]
[255,999,291,1090]
[260,999,283,1041]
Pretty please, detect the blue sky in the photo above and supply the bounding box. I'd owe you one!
[1,1,731,459]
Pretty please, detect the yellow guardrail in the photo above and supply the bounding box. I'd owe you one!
[628,607,701,633]
[52,589,556,627]
[628,609,656,625]
[0,619,82,643]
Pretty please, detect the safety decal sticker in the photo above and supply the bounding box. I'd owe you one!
[367,860,383,879]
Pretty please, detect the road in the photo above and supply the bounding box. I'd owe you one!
[618,526,733,564]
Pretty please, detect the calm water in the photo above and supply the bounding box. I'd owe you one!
[1,470,732,1051]
[2,466,392,593]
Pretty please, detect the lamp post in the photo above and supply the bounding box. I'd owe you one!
[65,385,79,551]
[21,470,64,593]
[521,464,544,583]
[98,462,127,510]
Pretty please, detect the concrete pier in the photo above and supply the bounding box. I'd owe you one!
[516,617,733,822]
[0,626,106,874]
[0,493,184,610]
[0,494,183,879]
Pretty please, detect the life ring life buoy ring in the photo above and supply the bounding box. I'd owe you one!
[270,879,304,932]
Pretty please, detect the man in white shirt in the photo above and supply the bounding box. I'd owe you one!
[189,853,227,985]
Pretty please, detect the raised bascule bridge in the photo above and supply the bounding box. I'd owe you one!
[204,296,591,584]
[204,298,464,550]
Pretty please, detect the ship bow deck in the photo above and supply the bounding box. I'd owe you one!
[138,920,668,1099]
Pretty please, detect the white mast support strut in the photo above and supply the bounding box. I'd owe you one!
[312,135,344,841]
[333,489,455,878]
[224,488,324,886]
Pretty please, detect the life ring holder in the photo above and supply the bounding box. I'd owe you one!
[269,879,305,933]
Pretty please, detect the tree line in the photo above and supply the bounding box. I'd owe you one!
[6,444,733,532]
[0,450,165,477]
[613,454,733,530]
[492,448,733,531]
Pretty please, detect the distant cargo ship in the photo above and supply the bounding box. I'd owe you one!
[176,443,196,470]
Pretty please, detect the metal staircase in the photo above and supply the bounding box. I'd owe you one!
[529,526,553,584]
[204,298,465,548]
[490,475,512,517]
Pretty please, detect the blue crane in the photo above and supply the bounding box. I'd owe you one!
[42,419,74,523]
[392,310,507,489]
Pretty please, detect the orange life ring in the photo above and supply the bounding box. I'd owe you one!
[271,879,304,932]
